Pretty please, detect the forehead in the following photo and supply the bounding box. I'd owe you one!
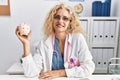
[55,8,70,17]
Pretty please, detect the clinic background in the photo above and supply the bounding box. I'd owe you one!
[0,0,120,74]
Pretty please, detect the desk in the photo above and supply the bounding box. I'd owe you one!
[0,75,87,80]
[0,75,120,80]
[89,75,120,80]
[6,63,120,80]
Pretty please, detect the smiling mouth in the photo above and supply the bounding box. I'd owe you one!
[56,24,64,28]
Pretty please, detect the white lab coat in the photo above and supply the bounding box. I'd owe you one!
[21,33,95,78]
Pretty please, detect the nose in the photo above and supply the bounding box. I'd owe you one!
[58,17,64,22]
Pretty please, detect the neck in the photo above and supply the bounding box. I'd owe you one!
[55,32,66,43]
[55,32,66,54]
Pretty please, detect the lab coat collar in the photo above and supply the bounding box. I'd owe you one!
[44,33,72,65]
[67,33,72,45]
[44,33,72,52]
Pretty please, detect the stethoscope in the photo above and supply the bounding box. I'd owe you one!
[52,34,70,60]
[52,34,80,69]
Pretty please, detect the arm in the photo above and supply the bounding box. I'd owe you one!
[21,52,43,77]
[16,26,43,77]
[65,34,95,78]
[16,26,31,57]
[21,41,44,77]
[65,59,95,78]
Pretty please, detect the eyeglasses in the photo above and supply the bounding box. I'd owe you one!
[53,15,71,22]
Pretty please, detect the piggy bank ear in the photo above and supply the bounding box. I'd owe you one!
[20,23,25,27]
[27,24,30,27]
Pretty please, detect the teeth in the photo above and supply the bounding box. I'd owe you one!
[58,24,61,26]
[57,25,62,27]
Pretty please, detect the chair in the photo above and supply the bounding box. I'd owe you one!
[107,58,120,74]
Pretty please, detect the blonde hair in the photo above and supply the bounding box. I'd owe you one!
[44,3,85,37]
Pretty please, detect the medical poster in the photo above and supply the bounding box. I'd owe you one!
[0,0,8,5]
[0,0,10,16]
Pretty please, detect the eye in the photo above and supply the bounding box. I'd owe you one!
[53,15,60,20]
[63,17,69,21]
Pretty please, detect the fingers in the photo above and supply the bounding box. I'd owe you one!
[39,72,51,79]
[38,71,54,80]
[15,26,22,39]
[15,26,19,35]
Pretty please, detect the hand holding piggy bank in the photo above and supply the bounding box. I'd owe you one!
[19,23,30,36]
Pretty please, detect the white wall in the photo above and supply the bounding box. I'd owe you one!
[0,0,120,74]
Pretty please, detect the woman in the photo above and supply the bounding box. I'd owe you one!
[16,3,95,79]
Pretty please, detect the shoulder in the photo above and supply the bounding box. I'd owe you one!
[37,35,50,43]
[71,33,85,40]
[37,35,52,47]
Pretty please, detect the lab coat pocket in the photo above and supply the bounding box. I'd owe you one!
[68,57,80,68]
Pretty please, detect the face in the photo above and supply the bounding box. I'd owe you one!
[53,8,71,34]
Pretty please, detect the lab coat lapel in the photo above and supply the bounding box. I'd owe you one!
[44,35,53,70]
[64,34,72,62]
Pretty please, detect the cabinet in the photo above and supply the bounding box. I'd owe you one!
[79,17,120,73]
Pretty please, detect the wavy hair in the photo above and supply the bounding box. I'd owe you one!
[44,3,85,37]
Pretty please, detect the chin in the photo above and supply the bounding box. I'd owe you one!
[56,30,66,33]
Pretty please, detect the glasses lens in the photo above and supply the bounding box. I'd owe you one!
[54,15,70,22]
[54,15,60,20]
[63,17,69,21]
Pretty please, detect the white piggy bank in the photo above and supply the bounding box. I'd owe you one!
[19,23,30,36]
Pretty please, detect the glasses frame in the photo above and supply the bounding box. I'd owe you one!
[53,15,71,22]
